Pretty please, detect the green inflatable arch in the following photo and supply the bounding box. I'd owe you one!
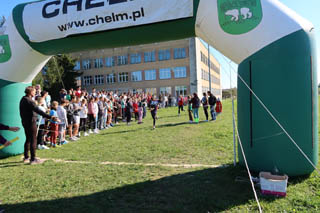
[0,0,317,176]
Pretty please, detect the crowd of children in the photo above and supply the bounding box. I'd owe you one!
[33,86,221,149]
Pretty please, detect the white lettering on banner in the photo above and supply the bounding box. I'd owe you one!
[22,0,193,43]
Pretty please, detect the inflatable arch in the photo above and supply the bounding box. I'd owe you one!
[0,0,317,176]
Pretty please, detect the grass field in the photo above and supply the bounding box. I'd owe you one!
[0,100,319,212]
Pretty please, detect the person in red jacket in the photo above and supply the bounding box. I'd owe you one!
[177,95,184,116]
[0,123,20,147]
[215,98,222,115]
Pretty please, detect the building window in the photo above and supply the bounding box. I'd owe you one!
[118,72,129,83]
[74,61,81,71]
[201,69,210,81]
[159,68,171,80]
[117,55,128,66]
[175,86,187,96]
[130,53,141,64]
[202,86,209,94]
[94,58,103,69]
[106,73,116,84]
[174,48,186,59]
[82,59,91,70]
[146,88,157,95]
[212,75,220,85]
[131,88,143,94]
[160,87,172,95]
[83,76,93,86]
[201,52,209,66]
[94,75,104,85]
[158,49,171,61]
[145,69,156,81]
[105,57,115,67]
[144,51,156,62]
[173,67,187,78]
[131,71,142,82]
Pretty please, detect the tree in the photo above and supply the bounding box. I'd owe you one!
[32,54,82,100]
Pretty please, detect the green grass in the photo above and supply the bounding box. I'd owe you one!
[0,100,319,212]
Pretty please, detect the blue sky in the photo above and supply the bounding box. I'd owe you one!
[1,0,319,88]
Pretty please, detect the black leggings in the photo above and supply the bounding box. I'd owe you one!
[203,106,209,120]
[23,121,37,161]
[37,124,45,146]
[126,113,131,123]
[178,105,183,114]
[88,114,95,130]
[151,111,157,127]
[80,118,87,132]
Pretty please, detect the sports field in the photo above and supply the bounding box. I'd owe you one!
[0,100,319,212]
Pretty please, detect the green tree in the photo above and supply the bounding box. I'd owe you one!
[32,54,82,100]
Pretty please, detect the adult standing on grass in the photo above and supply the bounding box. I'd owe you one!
[207,91,217,121]
[19,86,56,165]
[201,92,209,122]
[150,96,159,129]
[191,93,200,123]
[125,98,133,125]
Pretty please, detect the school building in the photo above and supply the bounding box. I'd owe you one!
[72,37,221,98]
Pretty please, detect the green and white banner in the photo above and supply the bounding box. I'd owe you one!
[22,0,193,43]
[195,0,313,63]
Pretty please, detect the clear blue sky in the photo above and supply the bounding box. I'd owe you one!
[1,0,319,89]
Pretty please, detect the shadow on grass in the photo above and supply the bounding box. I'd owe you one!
[0,161,23,168]
[2,165,260,213]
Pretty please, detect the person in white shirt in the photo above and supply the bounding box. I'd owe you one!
[79,99,89,136]
[36,97,49,150]
[57,99,69,145]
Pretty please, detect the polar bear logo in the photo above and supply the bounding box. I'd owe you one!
[241,8,252,19]
[0,45,5,54]
[225,8,253,22]
[225,9,239,22]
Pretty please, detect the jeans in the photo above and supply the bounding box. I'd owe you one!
[210,105,216,120]
[193,108,199,120]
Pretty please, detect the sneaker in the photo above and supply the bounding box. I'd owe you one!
[30,158,45,165]
[189,120,193,124]
[71,136,80,141]
[84,132,89,137]
[70,137,77,141]
[205,120,209,122]
[61,141,68,145]
[38,144,45,150]
[153,126,156,130]
[94,129,99,134]
[110,123,114,127]
[42,145,50,150]
[23,157,29,163]
[89,129,93,134]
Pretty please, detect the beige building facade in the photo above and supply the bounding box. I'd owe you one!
[72,37,221,98]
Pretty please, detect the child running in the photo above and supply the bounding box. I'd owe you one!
[150,96,159,129]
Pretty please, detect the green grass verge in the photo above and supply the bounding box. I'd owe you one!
[0,100,319,212]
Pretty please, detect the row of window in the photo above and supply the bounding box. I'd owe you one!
[201,69,221,85]
[82,67,187,86]
[202,87,221,96]
[76,48,188,70]
[200,52,220,75]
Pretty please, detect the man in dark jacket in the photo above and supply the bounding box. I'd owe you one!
[0,123,20,147]
[207,91,217,121]
[19,86,56,165]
